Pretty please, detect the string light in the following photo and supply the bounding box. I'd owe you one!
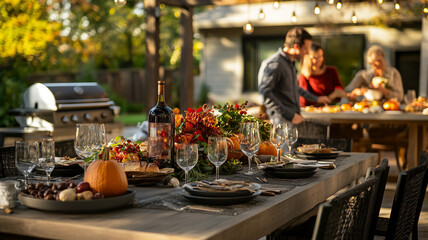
[351,11,358,23]
[291,10,297,23]
[243,23,254,34]
[336,0,342,10]
[273,0,280,9]
[314,2,321,15]
[424,6,428,16]
[258,8,265,20]
[327,0,334,4]
[114,0,126,6]
[378,0,383,4]
[243,3,253,35]
[394,0,400,10]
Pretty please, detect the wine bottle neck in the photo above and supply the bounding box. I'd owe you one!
[158,81,165,103]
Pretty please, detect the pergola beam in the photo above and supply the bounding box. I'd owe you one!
[159,0,366,7]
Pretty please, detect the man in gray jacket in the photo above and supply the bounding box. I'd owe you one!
[259,28,330,125]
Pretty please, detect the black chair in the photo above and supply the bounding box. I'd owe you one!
[268,177,378,240]
[293,138,353,152]
[296,119,330,140]
[374,152,428,240]
[312,177,378,240]
[55,139,77,158]
[0,146,19,178]
[366,159,390,240]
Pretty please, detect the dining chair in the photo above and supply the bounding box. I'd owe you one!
[0,146,19,178]
[365,159,390,240]
[296,119,330,140]
[292,138,352,152]
[373,153,428,240]
[55,139,78,158]
[268,177,378,240]
[312,176,378,240]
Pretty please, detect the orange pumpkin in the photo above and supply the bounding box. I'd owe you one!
[257,141,280,156]
[383,100,400,111]
[84,148,128,197]
[353,101,368,112]
[227,135,241,150]
[340,103,352,111]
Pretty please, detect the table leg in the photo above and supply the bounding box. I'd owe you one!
[407,125,418,169]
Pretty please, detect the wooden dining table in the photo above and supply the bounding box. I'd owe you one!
[0,153,377,240]
[301,111,428,169]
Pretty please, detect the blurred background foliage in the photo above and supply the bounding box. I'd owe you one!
[0,0,204,127]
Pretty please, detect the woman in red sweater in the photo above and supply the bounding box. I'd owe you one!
[298,43,346,106]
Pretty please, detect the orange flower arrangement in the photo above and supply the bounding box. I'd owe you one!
[174,104,222,145]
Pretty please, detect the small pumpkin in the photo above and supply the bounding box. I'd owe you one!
[227,135,241,150]
[84,147,128,198]
[257,141,280,156]
[383,100,400,111]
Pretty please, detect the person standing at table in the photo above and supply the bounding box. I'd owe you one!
[299,42,346,106]
[258,28,330,125]
[345,45,404,102]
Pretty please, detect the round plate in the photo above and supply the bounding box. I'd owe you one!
[126,168,174,185]
[265,168,317,179]
[296,151,341,160]
[180,189,261,205]
[19,190,135,213]
[263,164,317,173]
[35,164,83,177]
[183,183,260,198]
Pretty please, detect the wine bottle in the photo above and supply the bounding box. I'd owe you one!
[148,81,175,168]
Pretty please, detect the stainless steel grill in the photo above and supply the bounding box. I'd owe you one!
[2,82,123,146]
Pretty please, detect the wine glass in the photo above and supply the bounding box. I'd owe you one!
[75,124,104,172]
[15,140,39,186]
[92,123,107,155]
[208,137,228,180]
[239,122,261,175]
[270,122,287,162]
[39,139,55,183]
[286,124,298,157]
[176,143,198,184]
[404,90,416,105]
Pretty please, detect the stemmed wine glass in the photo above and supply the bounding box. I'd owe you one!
[176,143,198,184]
[239,122,261,175]
[208,137,228,180]
[75,123,106,172]
[285,124,298,157]
[15,140,39,186]
[39,139,55,183]
[270,122,287,162]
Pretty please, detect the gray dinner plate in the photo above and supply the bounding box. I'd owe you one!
[19,190,135,213]
[183,182,261,198]
[265,168,317,179]
[180,189,261,205]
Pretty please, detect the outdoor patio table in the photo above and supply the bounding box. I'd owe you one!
[0,153,377,240]
[301,111,428,169]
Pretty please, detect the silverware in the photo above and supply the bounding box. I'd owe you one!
[162,200,223,213]
[256,177,268,183]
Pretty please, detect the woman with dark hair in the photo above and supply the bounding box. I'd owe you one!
[298,42,346,106]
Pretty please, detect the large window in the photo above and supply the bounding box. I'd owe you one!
[243,34,365,92]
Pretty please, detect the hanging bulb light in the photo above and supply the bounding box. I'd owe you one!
[258,8,265,20]
[378,0,383,4]
[291,10,297,23]
[424,6,428,16]
[336,0,342,10]
[351,11,358,23]
[327,0,334,5]
[243,22,254,35]
[114,0,127,6]
[273,0,280,9]
[394,0,400,10]
[314,2,321,15]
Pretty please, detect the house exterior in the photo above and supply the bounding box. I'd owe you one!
[193,1,426,104]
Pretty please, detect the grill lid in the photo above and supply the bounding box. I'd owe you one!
[23,82,111,110]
